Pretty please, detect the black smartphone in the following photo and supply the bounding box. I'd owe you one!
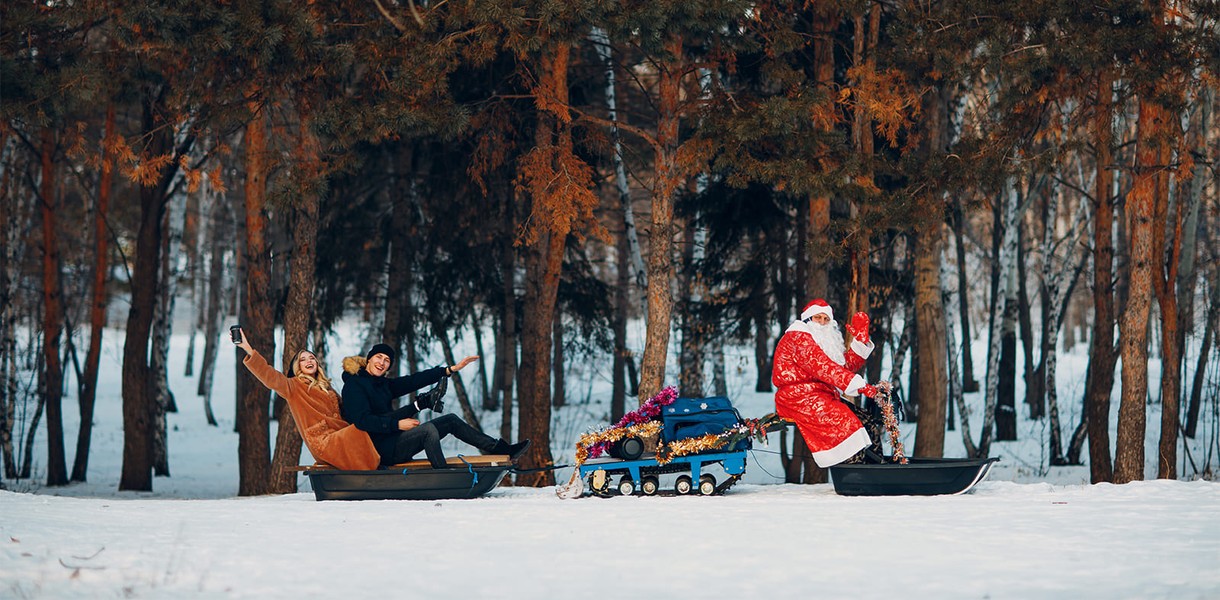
[230,325,242,344]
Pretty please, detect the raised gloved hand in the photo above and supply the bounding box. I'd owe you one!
[847,312,871,344]
[859,384,879,398]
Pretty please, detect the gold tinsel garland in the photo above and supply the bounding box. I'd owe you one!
[654,432,732,465]
[654,414,785,466]
[572,421,663,466]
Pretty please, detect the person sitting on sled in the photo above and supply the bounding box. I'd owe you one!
[235,328,381,471]
[771,298,889,467]
[341,343,530,468]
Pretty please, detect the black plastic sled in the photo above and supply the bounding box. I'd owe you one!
[829,457,999,496]
[302,455,512,501]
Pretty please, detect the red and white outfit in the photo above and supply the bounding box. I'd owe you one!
[772,299,875,467]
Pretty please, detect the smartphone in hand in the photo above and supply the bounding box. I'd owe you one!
[230,325,242,344]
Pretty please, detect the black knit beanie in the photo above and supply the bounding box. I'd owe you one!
[366,343,396,365]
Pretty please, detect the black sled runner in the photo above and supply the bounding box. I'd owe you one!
[300,454,513,501]
[829,456,999,496]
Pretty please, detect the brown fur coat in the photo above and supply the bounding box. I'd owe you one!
[243,350,380,470]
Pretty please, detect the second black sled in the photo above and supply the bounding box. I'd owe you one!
[829,456,999,496]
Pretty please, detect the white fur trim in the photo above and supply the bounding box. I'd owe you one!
[812,428,872,468]
[850,338,874,359]
[800,302,833,321]
[843,374,867,396]
[786,319,814,336]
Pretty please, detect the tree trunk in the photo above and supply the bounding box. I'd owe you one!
[754,305,772,393]
[591,26,647,289]
[913,219,948,458]
[1186,299,1217,438]
[120,185,160,490]
[150,186,185,477]
[268,121,322,494]
[434,322,482,432]
[197,182,226,427]
[515,44,579,486]
[497,190,517,442]
[183,188,201,379]
[517,225,563,486]
[1043,187,1091,465]
[996,259,1018,441]
[1151,110,1181,480]
[121,91,193,491]
[39,129,67,487]
[383,145,418,358]
[472,312,494,411]
[981,178,1021,457]
[612,201,630,423]
[72,106,116,482]
[552,309,566,408]
[944,254,977,457]
[678,217,704,397]
[21,346,45,479]
[237,103,273,496]
[0,132,27,481]
[1085,67,1117,482]
[848,6,878,318]
[1020,214,1042,421]
[638,35,685,404]
[1114,96,1164,484]
[911,74,951,458]
[951,198,979,392]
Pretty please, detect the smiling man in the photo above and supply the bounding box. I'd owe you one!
[340,343,529,468]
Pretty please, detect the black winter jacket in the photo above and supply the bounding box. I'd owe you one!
[340,365,447,460]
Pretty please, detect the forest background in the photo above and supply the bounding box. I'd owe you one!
[1,0,1218,496]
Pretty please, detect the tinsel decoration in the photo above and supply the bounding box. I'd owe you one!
[876,385,908,464]
[654,414,786,465]
[573,421,663,466]
[582,386,678,460]
[556,389,784,498]
[556,387,676,499]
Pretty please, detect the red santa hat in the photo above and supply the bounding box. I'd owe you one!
[800,298,833,321]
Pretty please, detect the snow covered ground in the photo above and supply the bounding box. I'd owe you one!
[2,324,1218,598]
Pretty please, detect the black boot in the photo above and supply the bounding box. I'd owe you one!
[490,439,512,456]
[507,439,531,461]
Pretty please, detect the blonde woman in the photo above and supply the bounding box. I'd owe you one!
[236,328,381,470]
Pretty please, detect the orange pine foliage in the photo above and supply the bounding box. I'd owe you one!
[840,65,920,147]
[514,144,604,246]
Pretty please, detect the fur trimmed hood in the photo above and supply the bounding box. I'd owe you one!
[342,355,367,375]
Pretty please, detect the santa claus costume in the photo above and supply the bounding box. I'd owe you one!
[771,299,876,467]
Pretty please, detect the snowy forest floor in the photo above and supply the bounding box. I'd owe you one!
[2,323,1219,598]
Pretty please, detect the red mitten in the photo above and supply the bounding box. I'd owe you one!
[850,312,871,344]
[859,384,879,398]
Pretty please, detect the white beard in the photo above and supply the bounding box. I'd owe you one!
[807,320,847,365]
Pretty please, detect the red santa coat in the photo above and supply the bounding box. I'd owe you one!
[771,321,875,467]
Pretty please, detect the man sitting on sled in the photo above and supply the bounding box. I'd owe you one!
[772,299,889,467]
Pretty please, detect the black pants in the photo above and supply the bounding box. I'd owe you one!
[382,413,499,468]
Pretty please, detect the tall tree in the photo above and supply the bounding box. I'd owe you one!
[267,118,322,494]
[236,100,273,496]
[1114,91,1164,485]
[1085,66,1118,483]
[72,105,117,483]
[514,38,598,485]
[38,128,68,487]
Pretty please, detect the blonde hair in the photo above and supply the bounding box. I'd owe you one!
[292,350,333,393]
